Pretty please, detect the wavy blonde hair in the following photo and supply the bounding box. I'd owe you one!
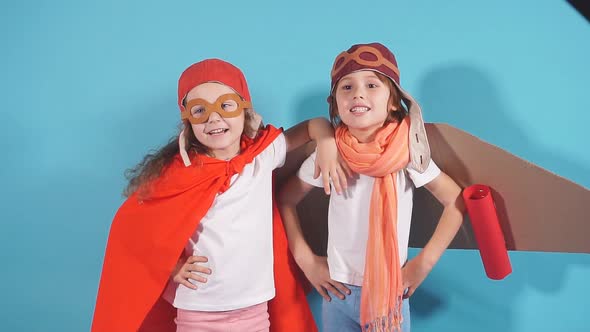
[123,107,260,198]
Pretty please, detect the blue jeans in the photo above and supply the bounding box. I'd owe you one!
[322,284,410,332]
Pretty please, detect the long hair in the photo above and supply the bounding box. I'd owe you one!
[123,109,258,198]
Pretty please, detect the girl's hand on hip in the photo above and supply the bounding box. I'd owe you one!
[300,254,350,301]
[172,255,212,290]
[401,255,433,299]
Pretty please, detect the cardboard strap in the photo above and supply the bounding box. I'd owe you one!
[462,184,512,280]
[393,82,431,173]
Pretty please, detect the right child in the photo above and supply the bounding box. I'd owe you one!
[278,42,465,332]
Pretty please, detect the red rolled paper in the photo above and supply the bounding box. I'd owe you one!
[462,184,512,280]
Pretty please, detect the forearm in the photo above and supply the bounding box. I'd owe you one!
[284,117,334,153]
[307,117,334,143]
[417,197,464,268]
[278,203,315,265]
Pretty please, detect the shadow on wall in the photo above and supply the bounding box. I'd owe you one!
[410,64,590,331]
[416,64,590,188]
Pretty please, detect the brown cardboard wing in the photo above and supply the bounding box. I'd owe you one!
[276,123,590,256]
[410,123,590,253]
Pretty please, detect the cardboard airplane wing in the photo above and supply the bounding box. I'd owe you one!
[276,123,590,255]
[410,123,590,253]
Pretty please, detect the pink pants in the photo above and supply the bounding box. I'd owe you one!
[175,302,270,332]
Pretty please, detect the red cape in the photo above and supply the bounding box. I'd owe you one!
[92,125,317,332]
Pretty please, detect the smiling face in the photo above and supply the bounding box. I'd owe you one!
[185,82,245,160]
[334,70,396,142]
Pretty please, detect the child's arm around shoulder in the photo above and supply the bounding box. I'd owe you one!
[283,117,351,195]
[402,170,465,298]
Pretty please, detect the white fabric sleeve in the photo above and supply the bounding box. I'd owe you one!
[296,151,323,188]
[406,159,441,188]
[272,133,287,169]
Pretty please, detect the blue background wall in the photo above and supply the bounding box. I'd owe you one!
[2,0,589,331]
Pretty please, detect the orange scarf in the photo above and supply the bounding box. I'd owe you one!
[336,117,410,332]
[92,125,317,332]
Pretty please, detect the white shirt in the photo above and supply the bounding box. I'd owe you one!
[165,133,287,311]
[298,151,440,286]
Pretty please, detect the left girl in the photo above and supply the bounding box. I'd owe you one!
[92,58,347,332]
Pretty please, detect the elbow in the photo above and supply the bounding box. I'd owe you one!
[453,188,467,214]
[443,193,466,219]
[437,185,465,215]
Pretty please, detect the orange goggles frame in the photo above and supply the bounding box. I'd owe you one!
[181,93,251,124]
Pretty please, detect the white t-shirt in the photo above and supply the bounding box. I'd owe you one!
[165,133,287,311]
[298,151,440,286]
